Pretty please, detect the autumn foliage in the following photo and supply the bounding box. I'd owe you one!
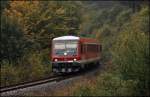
[0,1,149,96]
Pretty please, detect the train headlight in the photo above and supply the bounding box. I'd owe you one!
[74,58,77,61]
[54,59,58,62]
[64,52,67,55]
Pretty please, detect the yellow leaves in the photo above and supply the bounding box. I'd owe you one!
[9,1,40,16]
[129,6,149,34]
[4,8,10,15]
[56,7,65,15]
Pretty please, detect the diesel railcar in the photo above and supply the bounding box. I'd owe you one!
[51,36,102,73]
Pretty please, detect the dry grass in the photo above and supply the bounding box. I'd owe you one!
[52,76,97,96]
[25,62,112,96]
[25,76,98,96]
[50,63,111,96]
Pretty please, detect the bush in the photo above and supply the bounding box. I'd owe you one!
[39,49,52,76]
[0,49,52,86]
[94,72,138,96]
[111,6,149,95]
[0,60,20,87]
[73,4,149,97]
[73,72,138,96]
[73,86,93,96]
[18,50,52,81]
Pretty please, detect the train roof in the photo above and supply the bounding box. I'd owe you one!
[53,36,79,41]
[53,36,100,44]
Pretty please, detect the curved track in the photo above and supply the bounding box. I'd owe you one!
[0,74,73,93]
[0,63,101,94]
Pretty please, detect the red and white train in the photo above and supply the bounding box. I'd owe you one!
[51,36,102,73]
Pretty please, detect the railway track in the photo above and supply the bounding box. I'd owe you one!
[0,64,101,95]
[0,74,76,93]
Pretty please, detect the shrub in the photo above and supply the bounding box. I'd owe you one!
[94,72,138,96]
[73,86,93,96]
[0,49,52,86]
[0,60,20,87]
[111,6,149,95]
[73,72,138,96]
[18,50,52,81]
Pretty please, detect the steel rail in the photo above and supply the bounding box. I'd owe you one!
[0,64,101,94]
[0,75,62,93]
[0,73,56,89]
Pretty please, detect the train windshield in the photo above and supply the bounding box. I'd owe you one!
[53,41,78,56]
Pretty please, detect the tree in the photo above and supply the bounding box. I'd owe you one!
[1,1,82,62]
[6,1,82,50]
[0,11,27,63]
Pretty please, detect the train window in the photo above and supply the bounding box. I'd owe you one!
[82,44,101,53]
[98,45,99,52]
[100,45,102,52]
[88,44,90,52]
[54,43,65,49]
[81,44,83,53]
[93,45,95,52]
[53,41,78,56]
[88,45,90,52]
[91,44,95,52]
[81,44,86,53]
[66,43,77,48]
[85,44,87,53]
[87,44,89,52]
[82,44,101,52]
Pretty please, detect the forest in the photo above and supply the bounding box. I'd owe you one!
[0,1,149,96]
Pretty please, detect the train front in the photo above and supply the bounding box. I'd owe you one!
[51,36,81,73]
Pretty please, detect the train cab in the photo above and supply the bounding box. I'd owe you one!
[51,36,81,73]
[51,36,102,73]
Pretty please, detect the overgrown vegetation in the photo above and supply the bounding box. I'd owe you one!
[0,1,149,96]
[74,72,139,96]
[73,2,149,96]
[0,1,82,87]
[0,49,51,87]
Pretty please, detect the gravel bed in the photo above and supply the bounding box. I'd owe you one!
[1,65,101,96]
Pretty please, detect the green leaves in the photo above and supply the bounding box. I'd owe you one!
[1,1,82,62]
[111,6,149,95]
[73,2,149,96]
[1,12,26,62]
